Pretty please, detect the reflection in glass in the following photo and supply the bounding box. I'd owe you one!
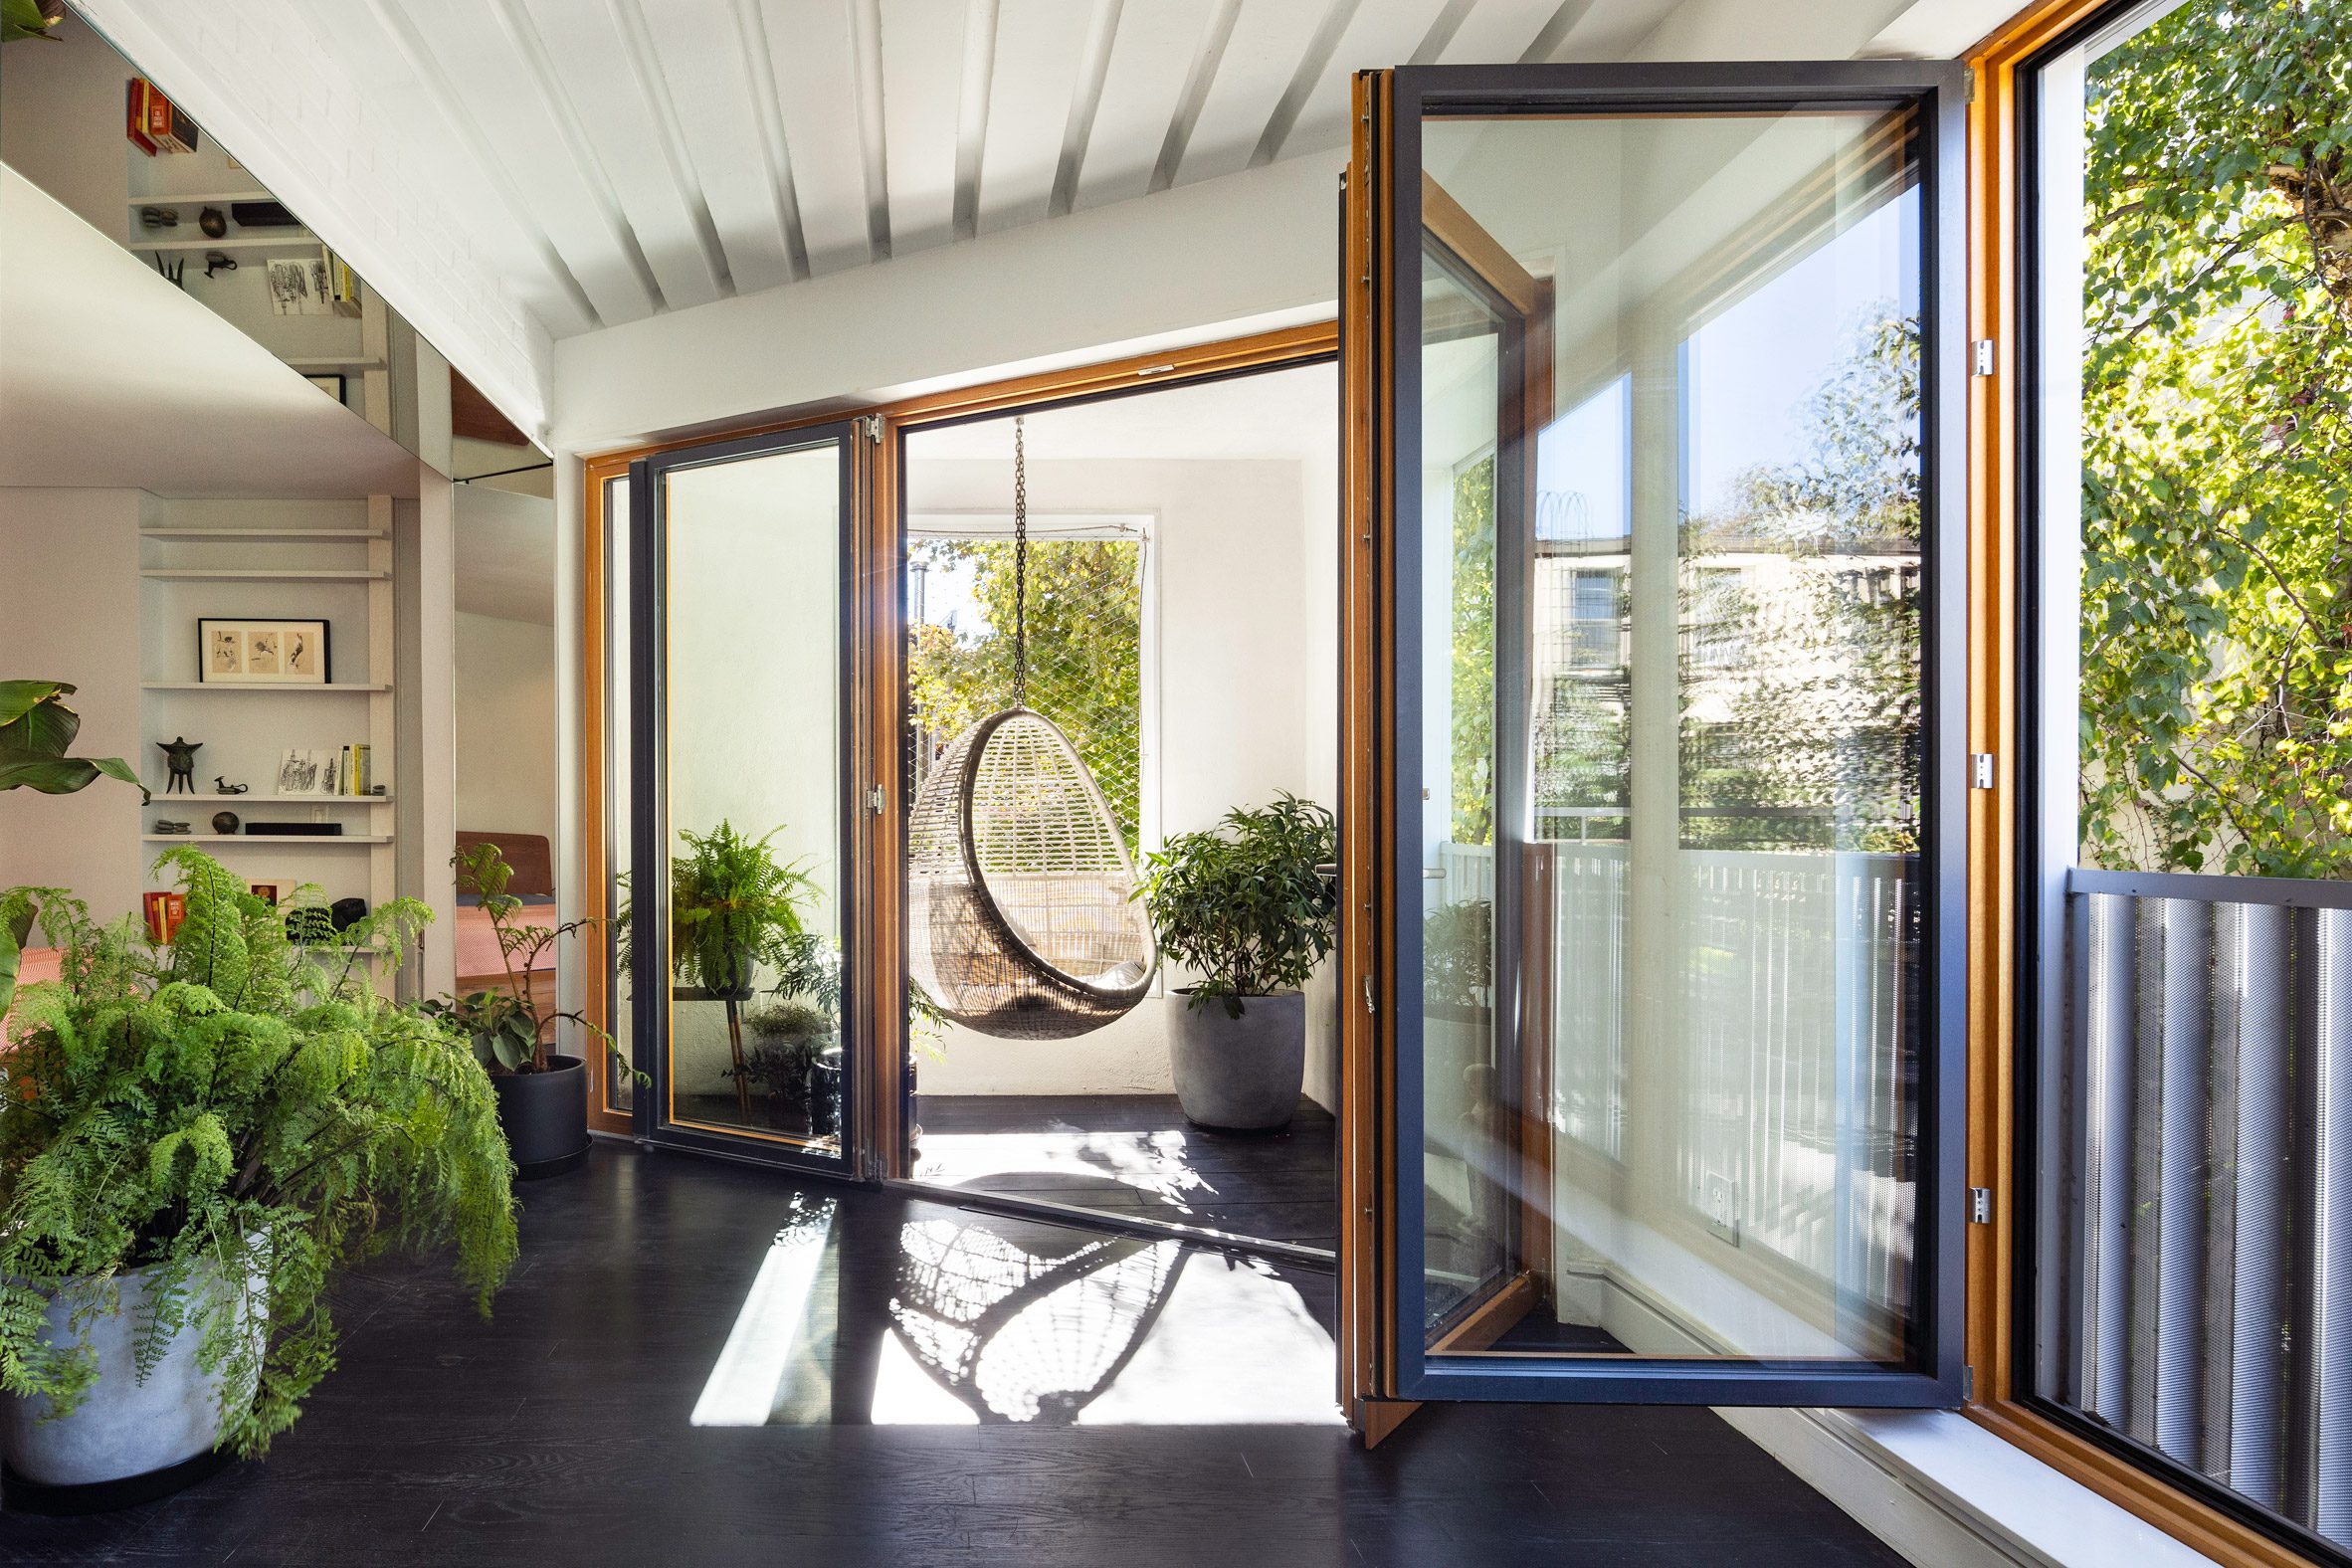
[1419,105,1925,1363]
[661,443,845,1150]
[603,476,634,1114]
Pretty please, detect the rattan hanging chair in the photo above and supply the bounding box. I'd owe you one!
[905,417,1158,1040]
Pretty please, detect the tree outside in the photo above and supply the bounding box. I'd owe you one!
[907,536,1144,849]
[2076,0,2352,877]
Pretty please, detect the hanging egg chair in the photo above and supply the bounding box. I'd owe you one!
[906,417,1158,1041]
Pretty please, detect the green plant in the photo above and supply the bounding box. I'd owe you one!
[424,843,622,1078]
[0,848,516,1456]
[617,821,816,996]
[0,681,146,802]
[729,1001,833,1102]
[1423,898,1492,1014]
[1,0,64,44]
[744,997,833,1045]
[1135,793,1338,1018]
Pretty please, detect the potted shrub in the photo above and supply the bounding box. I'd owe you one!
[0,849,515,1507]
[668,821,816,999]
[427,843,623,1178]
[1135,793,1338,1131]
[730,998,833,1113]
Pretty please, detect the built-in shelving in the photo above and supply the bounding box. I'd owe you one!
[139,568,389,582]
[143,834,392,846]
[140,527,388,541]
[140,682,390,693]
[128,232,318,254]
[126,189,276,206]
[152,792,392,804]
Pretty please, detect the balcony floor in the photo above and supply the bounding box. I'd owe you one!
[2,1144,1908,1567]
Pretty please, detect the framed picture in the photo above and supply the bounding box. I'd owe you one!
[199,618,330,686]
[246,879,289,907]
[303,373,346,404]
[276,747,341,797]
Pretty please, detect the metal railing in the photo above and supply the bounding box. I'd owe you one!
[2058,868,2352,1547]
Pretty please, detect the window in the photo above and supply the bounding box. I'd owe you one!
[2024,1,2352,1556]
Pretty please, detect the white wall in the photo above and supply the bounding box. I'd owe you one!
[0,20,132,236]
[454,612,557,850]
[0,488,144,919]
[901,456,1336,1103]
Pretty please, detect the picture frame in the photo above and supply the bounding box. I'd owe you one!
[303,373,346,404]
[246,879,289,907]
[275,747,341,797]
[199,618,330,686]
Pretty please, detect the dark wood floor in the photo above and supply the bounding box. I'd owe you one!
[912,1091,1339,1250]
[1,1145,1907,1567]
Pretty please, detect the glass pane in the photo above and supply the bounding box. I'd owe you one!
[1418,103,1925,1363]
[604,475,634,1115]
[661,442,845,1152]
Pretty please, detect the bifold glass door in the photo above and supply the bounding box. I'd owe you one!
[629,425,861,1171]
[1350,62,1966,1408]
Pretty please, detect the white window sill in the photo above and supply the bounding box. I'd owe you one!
[1717,1405,2223,1568]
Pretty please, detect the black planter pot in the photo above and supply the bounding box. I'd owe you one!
[491,1055,589,1179]
[808,1045,843,1137]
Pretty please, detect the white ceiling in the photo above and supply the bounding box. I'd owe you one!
[909,360,1336,461]
[284,0,1724,342]
[0,167,420,497]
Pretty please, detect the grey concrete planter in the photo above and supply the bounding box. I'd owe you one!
[3,1254,258,1502]
[1169,989,1305,1131]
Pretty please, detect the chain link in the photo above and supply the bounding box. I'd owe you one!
[1012,414,1028,709]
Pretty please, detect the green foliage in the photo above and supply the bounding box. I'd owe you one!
[0,681,147,804]
[743,998,832,1044]
[1451,460,1498,846]
[425,843,622,1078]
[0,849,516,1456]
[1136,793,1338,1016]
[730,1002,834,1102]
[908,536,1144,846]
[2076,0,2352,874]
[0,0,64,44]
[619,821,816,995]
[1423,897,1492,1014]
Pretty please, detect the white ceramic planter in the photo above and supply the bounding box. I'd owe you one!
[3,1255,258,1492]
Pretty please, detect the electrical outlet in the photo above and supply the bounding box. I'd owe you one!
[1704,1173,1741,1245]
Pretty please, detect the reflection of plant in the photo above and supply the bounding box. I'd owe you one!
[425,843,625,1078]
[0,680,147,802]
[1423,898,1491,1013]
[1136,794,1337,1017]
[616,822,817,995]
[0,847,514,1456]
[1451,460,1497,847]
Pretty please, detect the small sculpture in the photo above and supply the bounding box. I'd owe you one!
[203,251,237,280]
[197,206,227,238]
[212,811,240,835]
[139,205,180,230]
[214,776,249,795]
[158,736,202,794]
[151,820,192,835]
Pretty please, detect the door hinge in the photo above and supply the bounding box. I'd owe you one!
[1971,338,1997,377]
[867,784,886,815]
[1968,1186,1993,1224]
[1970,752,1996,790]
[863,414,882,443]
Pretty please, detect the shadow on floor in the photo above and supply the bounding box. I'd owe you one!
[0,1144,1906,1568]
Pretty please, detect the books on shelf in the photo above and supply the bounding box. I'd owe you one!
[278,743,373,797]
[126,79,199,156]
[142,890,187,944]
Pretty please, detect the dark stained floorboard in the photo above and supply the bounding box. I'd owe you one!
[0,1145,1906,1568]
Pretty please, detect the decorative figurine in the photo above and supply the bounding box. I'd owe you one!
[214,776,249,795]
[212,811,240,835]
[158,736,202,794]
[203,251,237,280]
[138,205,180,230]
[197,205,227,238]
[151,820,192,835]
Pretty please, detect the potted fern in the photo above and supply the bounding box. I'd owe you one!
[426,843,617,1178]
[0,849,516,1507]
[1135,794,1338,1131]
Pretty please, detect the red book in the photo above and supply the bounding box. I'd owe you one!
[126,79,155,155]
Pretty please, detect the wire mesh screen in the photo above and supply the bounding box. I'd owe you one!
[907,709,1157,1040]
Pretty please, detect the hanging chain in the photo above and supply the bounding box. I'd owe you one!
[1012,414,1029,709]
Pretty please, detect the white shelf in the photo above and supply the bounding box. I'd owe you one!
[280,356,385,371]
[141,568,387,582]
[128,189,275,205]
[143,834,392,846]
[142,682,390,693]
[140,527,387,541]
[151,792,391,804]
[128,233,316,254]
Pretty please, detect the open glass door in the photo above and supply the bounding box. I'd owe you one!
[1341,61,1966,1418]
[628,423,866,1173]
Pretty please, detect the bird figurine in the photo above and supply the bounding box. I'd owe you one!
[214,775,249,796]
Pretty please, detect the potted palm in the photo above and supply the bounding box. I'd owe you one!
[1135,794,1338,1131]
[0,849,515,1509]
[426,843,619,1178]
